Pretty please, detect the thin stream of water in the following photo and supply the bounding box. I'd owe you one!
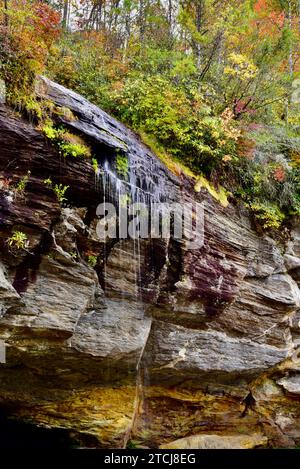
[95,156,159,443]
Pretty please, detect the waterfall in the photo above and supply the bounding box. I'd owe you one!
[102,167,107,291]
[97,156,162,301]
[95,155,158,445]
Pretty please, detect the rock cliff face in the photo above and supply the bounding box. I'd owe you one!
[0,77,300,448]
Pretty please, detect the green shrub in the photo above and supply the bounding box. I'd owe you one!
[24,97,43,120]
[92,158,99,174]
[249,201,285,230]
[42,122,92,159]
[113,74,238,175]
[229,127,300,229]
[116,153,128,178]
[87,255,97,268]
[13,171,31,196]
[44,178,69,203]
[59,140,91,159]
[8,231,28,250]
[42,122,58,140]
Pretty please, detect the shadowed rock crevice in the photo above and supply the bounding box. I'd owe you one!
[241,392,256,417]
[13,230,54,295]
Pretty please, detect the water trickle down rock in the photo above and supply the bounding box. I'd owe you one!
[0,76,300,447]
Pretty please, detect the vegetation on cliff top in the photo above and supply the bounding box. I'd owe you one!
[1,0,300,229]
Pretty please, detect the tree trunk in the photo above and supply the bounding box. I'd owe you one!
[195,0,204,70]
[288,0,293,78]
[62,0,70,30]
[139,0,146,42]
[4,0,9,28]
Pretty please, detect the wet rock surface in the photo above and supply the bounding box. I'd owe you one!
[0,77,300,448]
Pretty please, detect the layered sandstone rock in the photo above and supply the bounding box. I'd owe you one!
[0,77,300,448]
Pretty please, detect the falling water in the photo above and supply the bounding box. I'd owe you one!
[97,157,160,298]
[94,167,102,191]
[95,155,163,446]
[102,165,107,290]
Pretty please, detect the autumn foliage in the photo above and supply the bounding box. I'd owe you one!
[1,0,300,230]
[0,0,60,101]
